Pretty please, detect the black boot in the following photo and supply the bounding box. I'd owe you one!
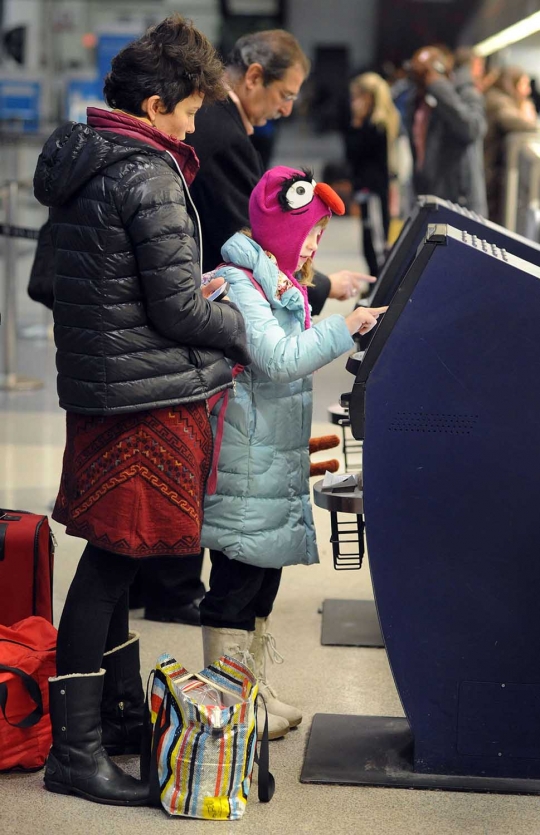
[101,632,145,756]
[45,670,149,806]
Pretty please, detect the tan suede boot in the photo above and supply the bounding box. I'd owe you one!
[201,625,289,741]
[250,617,302,728]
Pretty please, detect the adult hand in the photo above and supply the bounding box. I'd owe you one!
[328,270,376,301]
[345,306,387,336]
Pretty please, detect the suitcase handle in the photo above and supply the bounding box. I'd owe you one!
[0,515,22,563]
[0,663,44,728]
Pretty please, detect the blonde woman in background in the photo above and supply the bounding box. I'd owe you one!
[342,72,401,274]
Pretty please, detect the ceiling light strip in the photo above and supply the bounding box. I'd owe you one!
[474,11,540,57]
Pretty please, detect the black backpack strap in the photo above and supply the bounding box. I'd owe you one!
[0,663,44,728]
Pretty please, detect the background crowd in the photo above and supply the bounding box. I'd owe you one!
[332,43,539,263]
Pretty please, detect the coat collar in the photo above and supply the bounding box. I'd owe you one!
[86,107,200,186]
[220,233,308,325]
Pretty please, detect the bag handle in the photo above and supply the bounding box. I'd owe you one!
[140,669,169,808]
[255,693,275,803]
[0,663,44,728]
[160,665,245,701]
[186,670,244,700]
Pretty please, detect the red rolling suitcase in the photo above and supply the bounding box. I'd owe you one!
[0,510,55,626]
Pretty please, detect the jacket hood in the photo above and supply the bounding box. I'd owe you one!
[220,232,306,321]
[33,121,164,207]
[248,165,343,276]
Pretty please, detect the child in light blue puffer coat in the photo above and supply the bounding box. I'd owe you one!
[200,166,386,739]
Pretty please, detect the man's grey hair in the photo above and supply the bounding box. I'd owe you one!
[226,29,310,84]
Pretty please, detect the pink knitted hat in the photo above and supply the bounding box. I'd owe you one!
[249,166,345,277]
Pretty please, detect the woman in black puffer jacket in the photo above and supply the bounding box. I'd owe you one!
[33,14,250,808]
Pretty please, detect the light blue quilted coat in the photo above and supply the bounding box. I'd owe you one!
[201,233,354,568]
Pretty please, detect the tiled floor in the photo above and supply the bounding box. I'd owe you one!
[2,127,540,834]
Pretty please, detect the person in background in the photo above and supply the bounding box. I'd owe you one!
[342,72,401,274]
[33,14,250,806]
[451,45,488,216]
[199,166,387,740]
[484,66,538,225]
[454,46,486,94]
[405,44,487,215]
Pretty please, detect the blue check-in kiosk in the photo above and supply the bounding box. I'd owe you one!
[302,223,540,793]
[321,200,540,649]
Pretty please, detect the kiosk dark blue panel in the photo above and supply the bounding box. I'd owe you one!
[350,202,540,438]
[364,196,540,310]
[360,224,540,778]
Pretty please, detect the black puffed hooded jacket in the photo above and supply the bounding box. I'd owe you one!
[33,116,250,415]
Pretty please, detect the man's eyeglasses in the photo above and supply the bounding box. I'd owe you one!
[279,90,298,103]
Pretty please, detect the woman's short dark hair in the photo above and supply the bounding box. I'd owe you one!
[104,14,226,115]
[226,30,310,86]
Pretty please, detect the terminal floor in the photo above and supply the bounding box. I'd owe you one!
[1,129,539,835]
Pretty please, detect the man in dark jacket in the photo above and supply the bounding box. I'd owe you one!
[405,45,487,215]
[188,29,372,312]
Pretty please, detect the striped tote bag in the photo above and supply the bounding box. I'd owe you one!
[142,654,274,819]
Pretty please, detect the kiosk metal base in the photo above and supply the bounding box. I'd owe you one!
[301,714,540,794]
[321,599,384,647]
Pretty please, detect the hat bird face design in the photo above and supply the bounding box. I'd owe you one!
[249,165,345,275]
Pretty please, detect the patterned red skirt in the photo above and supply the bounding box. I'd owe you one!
[53,402,212,558]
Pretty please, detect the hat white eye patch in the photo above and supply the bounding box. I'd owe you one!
[285,179,316,210]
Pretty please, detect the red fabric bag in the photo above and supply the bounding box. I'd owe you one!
[0,509,55,626]
[0,617,57,771]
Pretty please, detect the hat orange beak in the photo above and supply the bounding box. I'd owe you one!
[314,182,345,216]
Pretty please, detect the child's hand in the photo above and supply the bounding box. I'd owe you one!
[345,306,387,336]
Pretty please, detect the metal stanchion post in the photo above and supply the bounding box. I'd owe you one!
[503,131,540,233]
[0,180,43,391]
[504,135,520,233]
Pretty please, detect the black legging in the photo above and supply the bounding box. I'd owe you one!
[56,543,139,676]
